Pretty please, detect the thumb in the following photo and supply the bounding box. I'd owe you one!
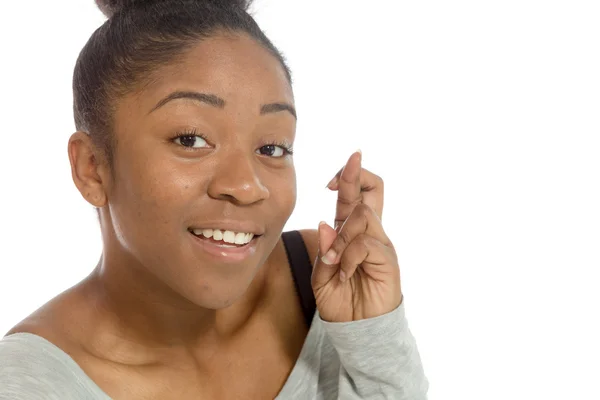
[311,221,339,289]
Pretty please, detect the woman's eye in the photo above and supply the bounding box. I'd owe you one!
[257,145,286,157]
[174,135,208,148]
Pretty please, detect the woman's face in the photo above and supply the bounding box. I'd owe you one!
[102,33,297,308]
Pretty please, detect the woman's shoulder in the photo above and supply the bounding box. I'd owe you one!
[4,280,93,352]
[0,331,70,368]
[0,332,105,399]
[1,281,109,394]
[0,278,112,397]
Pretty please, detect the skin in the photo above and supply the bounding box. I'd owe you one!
[7,32,403,399]
[315,152,403,323]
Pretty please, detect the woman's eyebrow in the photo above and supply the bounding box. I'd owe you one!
[261,103,296,119]
[149,91,225,113]
[149,90,296,119]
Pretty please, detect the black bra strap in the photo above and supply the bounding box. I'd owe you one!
[281,231,316,328]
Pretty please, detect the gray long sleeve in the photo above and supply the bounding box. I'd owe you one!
[321,302,429,399]
[0,301,428,399]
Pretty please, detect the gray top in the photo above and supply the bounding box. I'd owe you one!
[0,302,428,399]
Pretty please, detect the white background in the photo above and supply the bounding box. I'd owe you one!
[1,1,599,399]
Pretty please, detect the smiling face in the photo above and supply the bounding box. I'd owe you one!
[98,32,297,309]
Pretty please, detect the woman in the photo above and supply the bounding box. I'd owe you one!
[0,0,428,398]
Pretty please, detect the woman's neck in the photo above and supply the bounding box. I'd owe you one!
[85,249,270,351]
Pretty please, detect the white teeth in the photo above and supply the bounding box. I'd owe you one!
[191,228,255,245]
[234,232,247,244]
[223,230,236,244]
[212,230,223,241]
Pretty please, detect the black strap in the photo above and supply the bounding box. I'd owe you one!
[282,231,316,328]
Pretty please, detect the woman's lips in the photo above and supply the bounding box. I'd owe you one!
[188,231,260,262]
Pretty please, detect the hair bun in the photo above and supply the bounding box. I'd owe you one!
[95,0,252,19]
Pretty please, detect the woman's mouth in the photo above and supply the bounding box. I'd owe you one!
[188,228,261,262]
[190,228,255,247]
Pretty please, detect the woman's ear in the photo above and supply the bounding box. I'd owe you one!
[67,132,110,208]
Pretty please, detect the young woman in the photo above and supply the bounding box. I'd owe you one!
[0,0,428,398]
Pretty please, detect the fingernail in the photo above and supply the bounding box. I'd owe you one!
[321,249,337,265]
[326,176,338,188]
[339,270,347,282]
[356,149,362,161]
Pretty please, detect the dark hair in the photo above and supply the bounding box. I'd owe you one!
[74,0,292,163]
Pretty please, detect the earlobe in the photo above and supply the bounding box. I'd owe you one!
[67,131,109,208]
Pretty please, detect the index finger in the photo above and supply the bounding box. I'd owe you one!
[334,151,362,230]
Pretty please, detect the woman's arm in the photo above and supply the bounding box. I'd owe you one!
[321,300,429,399]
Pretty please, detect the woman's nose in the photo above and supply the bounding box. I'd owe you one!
[206,152,270,205]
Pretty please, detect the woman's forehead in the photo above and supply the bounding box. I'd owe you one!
[124,33,294,115]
